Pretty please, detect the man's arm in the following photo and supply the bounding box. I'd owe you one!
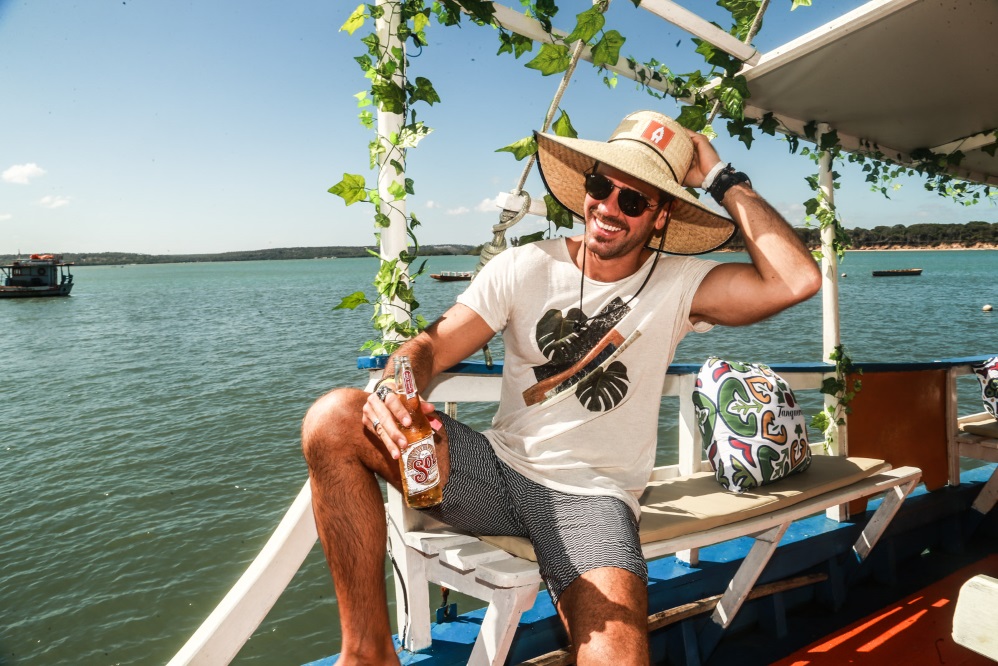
[684,131,822,326]
[368,303,496,457]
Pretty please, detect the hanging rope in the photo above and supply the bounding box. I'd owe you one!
[474,5,600,275]
[706,0,770,126]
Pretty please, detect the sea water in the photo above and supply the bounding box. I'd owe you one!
[1,250,995,665]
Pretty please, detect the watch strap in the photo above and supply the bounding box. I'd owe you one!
[708,165,751,204]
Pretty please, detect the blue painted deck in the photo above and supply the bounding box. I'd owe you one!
[305,464,998,666]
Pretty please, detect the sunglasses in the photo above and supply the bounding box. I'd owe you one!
[584,172,661,218]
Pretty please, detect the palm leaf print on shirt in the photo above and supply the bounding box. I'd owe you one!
[523,297,631,410]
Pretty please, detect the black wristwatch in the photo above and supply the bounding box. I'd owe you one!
[708,165,751,204]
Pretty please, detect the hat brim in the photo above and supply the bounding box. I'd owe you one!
[535,131,736,255]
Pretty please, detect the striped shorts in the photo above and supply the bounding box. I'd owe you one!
[420,413,647,605]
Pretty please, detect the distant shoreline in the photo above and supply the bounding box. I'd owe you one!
[3,241,996,267]
[845,244,998,251]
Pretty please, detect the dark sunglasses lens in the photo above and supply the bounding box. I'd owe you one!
[617,189,648,217]
[584,173,613,200]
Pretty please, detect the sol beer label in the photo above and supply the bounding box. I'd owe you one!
[402,436,438,494]
[400,366,418,399]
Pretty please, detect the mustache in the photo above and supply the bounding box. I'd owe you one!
[586,207,630,232]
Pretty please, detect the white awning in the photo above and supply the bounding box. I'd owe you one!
[737,0,998,186]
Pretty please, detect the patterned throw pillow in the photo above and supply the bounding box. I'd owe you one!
[692,357,811,493]
[973,357,998,419]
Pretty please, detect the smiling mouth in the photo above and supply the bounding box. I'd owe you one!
[593,215,627,235]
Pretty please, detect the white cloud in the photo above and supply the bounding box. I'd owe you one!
[778,202,807,224]
[39,195,70,209]
[3,163,46,185]
[0,213,12,221]
[425,200,441,209]
[446,206,470,215]
[475,197,498,212]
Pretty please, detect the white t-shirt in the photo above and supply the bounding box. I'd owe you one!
[456,238,718,516]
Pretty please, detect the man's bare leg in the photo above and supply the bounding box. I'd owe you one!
[302,387,402,665]
[557,566,650,666]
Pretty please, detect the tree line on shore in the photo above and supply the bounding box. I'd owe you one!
[1,244,478,266]
[728,220,998,251]
[5,221,996,266]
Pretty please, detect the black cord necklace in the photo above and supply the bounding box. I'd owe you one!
[573,202,673,332]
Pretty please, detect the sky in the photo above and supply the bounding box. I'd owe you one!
[1,0,994,256]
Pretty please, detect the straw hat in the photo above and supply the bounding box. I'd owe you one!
[535,110,736,255]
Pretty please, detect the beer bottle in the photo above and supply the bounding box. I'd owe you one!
[393,356,442,508]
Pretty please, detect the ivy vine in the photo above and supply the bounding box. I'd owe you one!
[811,345,862,454]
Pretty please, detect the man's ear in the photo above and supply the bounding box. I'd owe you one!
[653,206,668,231]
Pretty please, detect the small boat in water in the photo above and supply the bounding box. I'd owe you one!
[430,271,472,282]
[0,254,75,298]
[872,268,923,277]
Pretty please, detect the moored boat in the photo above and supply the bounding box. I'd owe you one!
[430,270,473,281]
[872,268,923,277]
[0,254,75,298]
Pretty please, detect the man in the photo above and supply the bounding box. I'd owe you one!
[302,111,821,665]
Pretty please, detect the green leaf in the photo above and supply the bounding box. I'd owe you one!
[334,291,370,310]
[819,128,840,152]
[518,230,547,245]
[328,173,368,205]
[340,5,367,35]
[396,121,432,149]
[565,6,604,44]
[525,43,570,76]
[372,80,406,113]
[792,0,813,9]
[496,136,538,161]
[726,118,754,149]
[676,105,708,131]
[456,0,497,24]
[387,181,407,200]
[719,84,745,120]
[413,11,430,37]
[757,112,778,136]
[591,30,624,68]
[410,77,441,106]
[544,193,575,229]
[552,110,578,138]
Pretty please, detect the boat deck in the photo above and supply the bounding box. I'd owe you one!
[303,465,998,666]
[771,554,998,665]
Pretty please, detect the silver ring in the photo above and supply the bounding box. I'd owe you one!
[371,417,381,430]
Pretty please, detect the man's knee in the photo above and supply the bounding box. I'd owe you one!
[301,387,366,464]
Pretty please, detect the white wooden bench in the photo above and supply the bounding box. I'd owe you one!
[949,411,998,523]
[381,362,922,665]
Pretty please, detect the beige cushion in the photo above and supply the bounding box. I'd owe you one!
[481,456,889,562]
[960,413,998,439]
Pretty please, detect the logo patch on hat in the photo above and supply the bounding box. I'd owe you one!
[642,121,674,151]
